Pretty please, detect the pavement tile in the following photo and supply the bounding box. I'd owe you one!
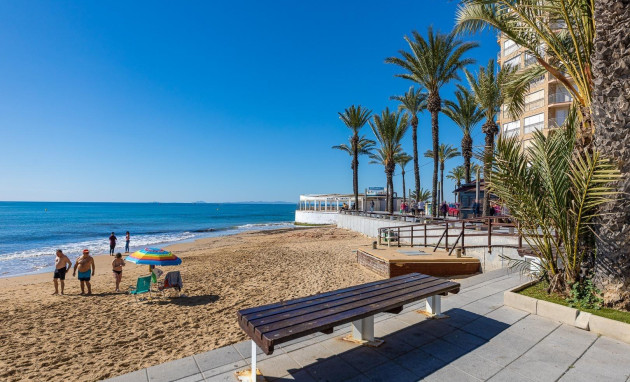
[195,345,244,372]
[172,373,205,382]
[393,348,446,379]
[395,310,429,325]
[318,335,361,355]
[459,316,510,340]
[106,369,149,382]
[373,332,417,359]
[257,353,302,379]
[147,356,201,382]
[449,352,504,380]
[277,369,318,381]
[202,360,248,379]
[484,305,529,325]
[422,365,481,382]
[558,336,630,382]
[303,357,362,382]
[286,344,333,368]
[487,366,535,382]
[418,338,468,364]
[359,361,418,382]
[440,329,487,352]
[338,346,389,373]
[374,317,411,337]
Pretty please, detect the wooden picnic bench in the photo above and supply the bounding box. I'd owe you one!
[236,272,460,381]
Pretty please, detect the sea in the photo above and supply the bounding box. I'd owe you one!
[0,201,296,277]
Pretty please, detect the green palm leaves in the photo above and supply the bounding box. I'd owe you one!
[425,144,461,203]
[369,108,410,213]
[336,105,372,211]
[386,27,477,216]
[490,108,620,292]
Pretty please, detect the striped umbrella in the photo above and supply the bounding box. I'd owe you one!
[127,248,182,266]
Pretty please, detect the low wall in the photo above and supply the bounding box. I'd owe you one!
[337,214,521,272]
[294,210,338,225]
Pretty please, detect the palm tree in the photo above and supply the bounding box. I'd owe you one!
[391,87,427,201]
[443,86,484,183]
[386,27,477,216]
[490,110,620,295]
[338,105,372,211]
[410,188,431,203]
[332,136,376,185]
[447,165,466,189]
[465,59,517,216]
[395,153,413,203]
[470,162,482,181]
[591,0,630,308]
[369,108,410,213]
[456,0,595,147]
[424,144,461,204]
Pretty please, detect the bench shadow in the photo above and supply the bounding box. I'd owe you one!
[271,308,510,381]
[154,294,220,306]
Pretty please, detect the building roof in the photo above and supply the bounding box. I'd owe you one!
[453,179,486,193]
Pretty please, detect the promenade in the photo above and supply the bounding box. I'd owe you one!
[108,269,630,382]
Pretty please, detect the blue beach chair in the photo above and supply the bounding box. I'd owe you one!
[129,275,152,302]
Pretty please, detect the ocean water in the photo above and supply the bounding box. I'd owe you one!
[0,202,296,277]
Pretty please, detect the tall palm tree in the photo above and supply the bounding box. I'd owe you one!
[470,162,482,181]
[332,136,376,182]
[591,0,630,308]
[424,144,461,203]
[338,105,372,211]
[369,108,410,213]
[447,165,466,204]
[386,27,477,216]
[410,188,431,203]
[391,87,427,201]
[465,59,517,216]
[395,153,413,202]
[443,86,484,183]
[456,0,595,148]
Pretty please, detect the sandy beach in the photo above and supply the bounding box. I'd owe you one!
[0,227,380,381]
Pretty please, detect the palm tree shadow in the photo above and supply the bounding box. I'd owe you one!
[155,294,220,306]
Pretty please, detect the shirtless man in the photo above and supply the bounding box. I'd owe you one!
[53,250,72,295]
[73,249,96,295]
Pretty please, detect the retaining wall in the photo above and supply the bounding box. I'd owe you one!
[294,210,339,225]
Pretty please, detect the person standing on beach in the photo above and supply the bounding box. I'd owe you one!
[73,249,95,295]
[53,250,72,295]
[109,232,117,256]
[112,253,125,292]
[125,231,130,253]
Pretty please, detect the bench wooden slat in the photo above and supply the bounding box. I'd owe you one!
[237,273,460,355]
[245,274,432,325]
[261,282,458,351]
[238,273,420,316]
[252,278,453,336]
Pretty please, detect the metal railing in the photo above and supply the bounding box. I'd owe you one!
[377,216,524,256]
[524,98,544,112]
[549,92,573,104]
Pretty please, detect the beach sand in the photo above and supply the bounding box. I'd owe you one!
[0,227,381,381]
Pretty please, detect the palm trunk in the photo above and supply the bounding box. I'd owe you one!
[412,115,420,201]
[386,172,394,213]
[481,121,498,216]
[428,92,441,216]
[402,169,406,202]
[440,163,444,203]
[592,0,630,309]
[352,133,359,210]
[463,133,472,183]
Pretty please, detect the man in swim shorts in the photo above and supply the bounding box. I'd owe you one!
[53,249,72,295]
[73,249,96,295]
[109,232,117,256]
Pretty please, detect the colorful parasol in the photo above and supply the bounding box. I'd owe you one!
[127,248,182,266]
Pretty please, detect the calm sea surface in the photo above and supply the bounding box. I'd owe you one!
[0,202,295,277]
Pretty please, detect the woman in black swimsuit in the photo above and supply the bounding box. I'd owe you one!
[112,253,125,292]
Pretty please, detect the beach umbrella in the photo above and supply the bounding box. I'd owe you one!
[127,248,182,266]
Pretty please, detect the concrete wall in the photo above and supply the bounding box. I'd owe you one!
[337,214,521,272]
[295,210,338,225]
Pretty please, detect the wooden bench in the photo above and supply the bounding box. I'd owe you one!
[236,273,460,381]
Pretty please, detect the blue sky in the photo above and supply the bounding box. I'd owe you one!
[0,1,498,203]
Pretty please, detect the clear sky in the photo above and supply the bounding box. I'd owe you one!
[0,1,498,203]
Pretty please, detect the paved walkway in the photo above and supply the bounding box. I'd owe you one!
[107,270,630,382]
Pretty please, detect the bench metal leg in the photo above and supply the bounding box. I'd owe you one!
[351,316,375,342]
[418,295,448,319]
[236,340,262,382]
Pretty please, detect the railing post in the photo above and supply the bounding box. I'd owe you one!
[378,228,382,246]
[397,227,401,247]
[487,218,492,252]
[410,226,414,247]
[461,220,465,255]
[445,223,449,251]
[518,222,522,248]
[424,224,427,247]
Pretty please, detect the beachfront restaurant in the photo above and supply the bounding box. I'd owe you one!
[295,193,390,224]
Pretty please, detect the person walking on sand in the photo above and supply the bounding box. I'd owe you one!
[109,232,117,256]
[112,253,125,292]
[53,250,72,295]
[73,249,95,295]
[124,231,130,253]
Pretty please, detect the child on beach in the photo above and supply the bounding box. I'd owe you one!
[112,253,125,292]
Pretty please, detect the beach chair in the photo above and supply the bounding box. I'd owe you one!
[156,271,183,297]
[129,275,153,301]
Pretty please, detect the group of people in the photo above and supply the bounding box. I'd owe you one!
[53,231,132,295]
[403,201,426,216]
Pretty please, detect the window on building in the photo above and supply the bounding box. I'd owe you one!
[524,113,544,134]
[504,55,521,69]
[503,120,521,137]
[524,90,545,111]
[524,52,537,67]
[503,39,519,56]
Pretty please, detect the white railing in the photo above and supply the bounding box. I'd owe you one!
[524,122,544,135]
[549,92,573,104]
[504,43,520,56]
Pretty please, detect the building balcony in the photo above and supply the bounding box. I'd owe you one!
[503,44,520,57]
[503,129,520,138]
[548,92,573,105]
[523,121,544,135]
[524,99,545,112]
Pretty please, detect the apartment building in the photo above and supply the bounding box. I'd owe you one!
[496,35,573,146]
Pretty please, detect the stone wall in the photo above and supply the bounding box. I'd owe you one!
[592,0,630,309]
[294,211,338,225]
